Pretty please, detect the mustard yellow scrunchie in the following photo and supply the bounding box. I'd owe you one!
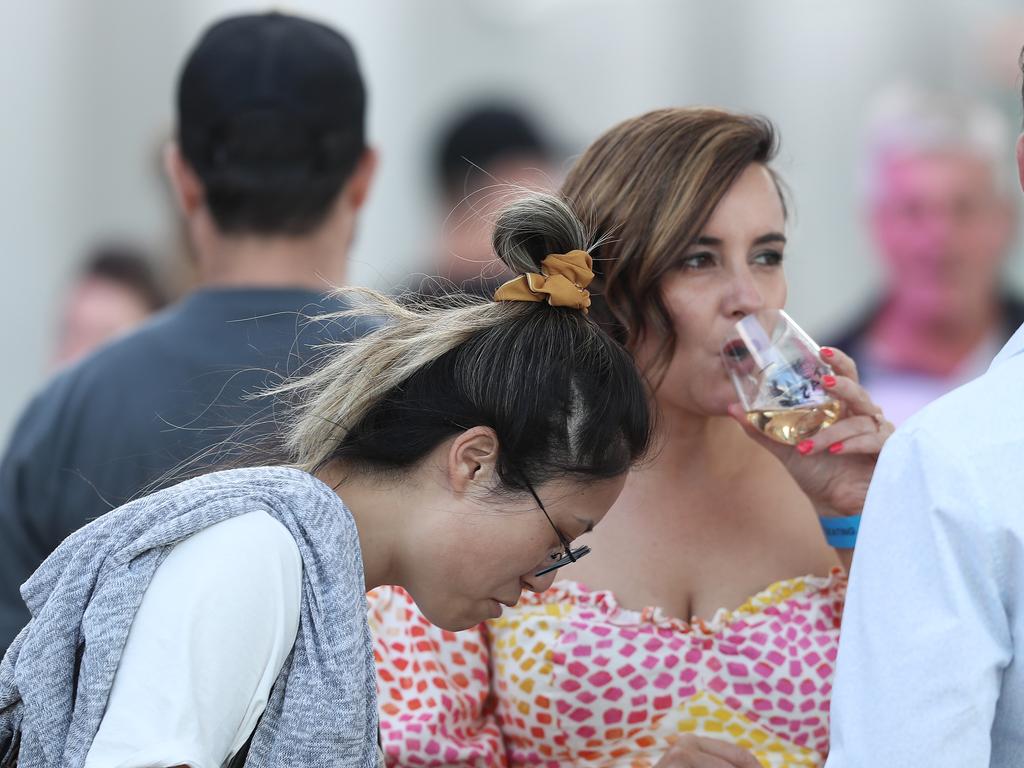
[492,250,594,313]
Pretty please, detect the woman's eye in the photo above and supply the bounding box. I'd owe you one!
[753,249,784,266]
[678,252,715,270]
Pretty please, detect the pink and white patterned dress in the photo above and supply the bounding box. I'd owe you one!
[369,569,846,767]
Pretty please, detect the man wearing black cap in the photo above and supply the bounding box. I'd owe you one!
[0,11,377,652]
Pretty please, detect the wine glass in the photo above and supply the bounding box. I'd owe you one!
[720,309,840,445]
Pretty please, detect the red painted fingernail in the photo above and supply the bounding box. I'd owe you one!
[829,442,844,454]
[822,375,837,388]
[797,440,814,455]
[821,347,835,358]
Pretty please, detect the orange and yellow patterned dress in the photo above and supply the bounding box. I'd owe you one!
[369,570,846,767]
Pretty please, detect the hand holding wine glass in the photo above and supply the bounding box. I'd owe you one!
[722,310,893,521]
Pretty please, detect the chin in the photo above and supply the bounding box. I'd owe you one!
[903,287,956,318]
[695,384,738,418]
[414,601,477,632]
[430,612,479,632]
[657,379,726,414]
[441,616,479,632]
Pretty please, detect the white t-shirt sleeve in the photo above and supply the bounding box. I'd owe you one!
[85,510,303,768]
[825,427,1011,768]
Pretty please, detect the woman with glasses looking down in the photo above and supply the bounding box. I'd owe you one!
[0,193,651,768]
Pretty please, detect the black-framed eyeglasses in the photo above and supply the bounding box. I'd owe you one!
[520,475,592,577]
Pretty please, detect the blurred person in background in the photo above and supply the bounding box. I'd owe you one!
[0,10,377,653]
[370,108,892,768]
[829,84,1022,425]
[414,103,560,299]
[50,244,168,370]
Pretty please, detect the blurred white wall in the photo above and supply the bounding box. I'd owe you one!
[2,0,1024,442]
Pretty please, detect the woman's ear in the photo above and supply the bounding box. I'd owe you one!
[447,426,500,494]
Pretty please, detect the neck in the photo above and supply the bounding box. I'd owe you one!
[314,464,400,592]
[189,210,353,291]
[584,405,789,576]
[868,296,999,374]
[621,406,765,517]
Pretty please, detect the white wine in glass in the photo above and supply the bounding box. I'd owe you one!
[745,400,842,445]
[722,310,839,446]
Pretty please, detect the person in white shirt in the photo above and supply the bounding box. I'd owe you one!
[825,48,1024,768]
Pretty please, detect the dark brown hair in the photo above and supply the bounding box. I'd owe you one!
[274,192,652,492]
[560,107,784,379]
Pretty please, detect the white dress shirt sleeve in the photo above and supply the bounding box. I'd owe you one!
[825,425,1012,767]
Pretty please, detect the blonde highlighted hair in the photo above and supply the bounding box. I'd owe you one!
[273,192,652,491]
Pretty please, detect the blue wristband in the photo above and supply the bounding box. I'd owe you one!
[819,514,860,549]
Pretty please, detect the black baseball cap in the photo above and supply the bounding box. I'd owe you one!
[177,12,366,178]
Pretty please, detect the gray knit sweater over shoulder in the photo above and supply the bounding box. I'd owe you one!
[0,466,379,767]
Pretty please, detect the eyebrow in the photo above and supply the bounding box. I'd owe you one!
[693,232,787,247]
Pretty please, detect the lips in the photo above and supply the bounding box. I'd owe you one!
[722,339,749,361]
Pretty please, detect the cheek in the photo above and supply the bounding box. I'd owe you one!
[766,274,788,309]
[407,525,535,632]
[876,217,910,251]
[965,225,1009,270]
[653,342,736,415]
[662,294,712,363]
[651,275,787,414]
[429,513,546,587]
[647,295,734,407]
[877,219,934,268]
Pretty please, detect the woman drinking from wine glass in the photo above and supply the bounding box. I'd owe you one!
[370,107,893,768]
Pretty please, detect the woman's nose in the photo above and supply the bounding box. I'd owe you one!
[725,268,766,319]
[521,569,557,594]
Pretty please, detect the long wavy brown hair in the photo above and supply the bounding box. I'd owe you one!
[560,107,785,381]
